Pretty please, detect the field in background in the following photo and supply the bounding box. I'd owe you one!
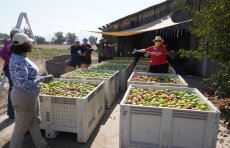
[0,44,98,59]
[1,44,98,75]
[29,48,69,58]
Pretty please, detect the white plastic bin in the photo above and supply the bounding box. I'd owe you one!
[60,69,119,108]
[39,80,105,143]
[127,72,188,87]
[91,63,130,91]
[120,84,220,148]
[134,65,176,74]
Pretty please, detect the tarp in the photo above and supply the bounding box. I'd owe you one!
[88,13,191,36]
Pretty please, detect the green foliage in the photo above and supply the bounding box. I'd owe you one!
[35,36,46,44]
[65,32,77,45]
[29,48,69,58]
[53,31,66,44]
[204,66,230,98]
[179,0,230,98]
[0,33,10,44]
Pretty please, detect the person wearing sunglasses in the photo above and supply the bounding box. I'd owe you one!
[132,36,168,73]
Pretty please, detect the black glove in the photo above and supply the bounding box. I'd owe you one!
[42,74,54,83]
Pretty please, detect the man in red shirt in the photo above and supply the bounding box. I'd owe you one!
[133,36,168,73]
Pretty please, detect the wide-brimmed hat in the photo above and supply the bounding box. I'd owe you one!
[12,33,34,45]
[152,36,164,42]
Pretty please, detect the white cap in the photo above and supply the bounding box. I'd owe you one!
[12,33,34,45]
[10,29,22,38]
[153,36,164,42]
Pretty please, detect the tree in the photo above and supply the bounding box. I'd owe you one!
[88,36,97,45]
[0,33,10,44]
[54,31,66,44]
[65,32,77,45]
[35,36,46,44]
[179,0,230,98]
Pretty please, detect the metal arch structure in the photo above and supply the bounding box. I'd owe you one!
[0,12,48,97]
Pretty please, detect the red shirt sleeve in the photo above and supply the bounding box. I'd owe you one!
[145,46,153,52]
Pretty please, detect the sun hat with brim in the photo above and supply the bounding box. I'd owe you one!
[12,33,34,45]
[152,36,164,42]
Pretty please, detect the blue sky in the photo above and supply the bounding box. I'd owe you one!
[0,0,165,41]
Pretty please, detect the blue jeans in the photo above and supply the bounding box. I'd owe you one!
[4,67,14,117]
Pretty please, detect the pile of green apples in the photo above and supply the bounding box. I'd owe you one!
[132,75,182,84]
[126,88,209,111]
[40,80,97,98]
[92,63,127,70]
[134,65,149,72]
[68,71,113,78]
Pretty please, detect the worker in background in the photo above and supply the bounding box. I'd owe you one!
[81,38,92,68]
[66,39,94,72]
[101,39,117,61]
[9,33,53,148]
[96,38,105,63]
[132,36,168,73]
[0,29,21,119]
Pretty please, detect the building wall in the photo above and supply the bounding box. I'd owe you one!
[101,0,219,76]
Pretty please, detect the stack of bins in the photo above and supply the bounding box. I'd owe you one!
[90,62,130,91]
[39,79,105,143]
[60,69,119,108]
[106,60,135,81]
[112,57,136,71]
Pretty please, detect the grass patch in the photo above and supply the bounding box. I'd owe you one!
[29,48,98,59]
[29,48,69,59]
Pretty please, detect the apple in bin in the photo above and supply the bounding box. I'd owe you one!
[126,88,209,111]
[93,63,127,70]
[131,75,182,84]
[40,80,97,98]
[68,71,113,78]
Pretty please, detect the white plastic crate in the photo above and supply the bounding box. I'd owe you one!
[60,69,119,108]
[120,84,220,148]
[39,80,105,143]
[106,60,134,80]
[107,59,135,76]
[91,63,130,92]
[112,58,136,72]
[133,65,176,74]
[127,72,188,87]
